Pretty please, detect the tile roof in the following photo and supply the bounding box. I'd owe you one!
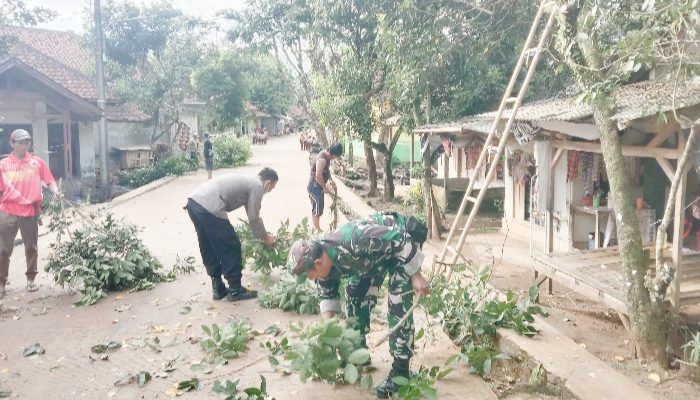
[0,26,148,122]
[415,80,700,133]
[106,101,151,122]
[0,26,98,99]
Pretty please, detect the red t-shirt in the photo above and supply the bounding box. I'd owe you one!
[0,153,55,217]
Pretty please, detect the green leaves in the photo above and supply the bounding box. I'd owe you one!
[212,376,271,400]
[211,134,253,169]
[347,348,371,365]
[177,378,201,392]
[390,366,447,400]
[91,341,121,354]
[424,270,546,376]
[258,272,320,314]
[44,206,167,306]
[200,320,253,363]
[22,343,45,357]
[238,218,312,282]
[265,318,370,385]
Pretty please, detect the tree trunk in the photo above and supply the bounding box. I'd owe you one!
[364,140,379,197]
[348,141,354,166]
[379,124,394,201]
[592,98,667,361]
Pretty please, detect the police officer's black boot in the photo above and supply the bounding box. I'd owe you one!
[211,277,228,300]
[375,358,410,399]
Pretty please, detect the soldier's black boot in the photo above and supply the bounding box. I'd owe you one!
[211,277,228,300]
[375,358,410,399]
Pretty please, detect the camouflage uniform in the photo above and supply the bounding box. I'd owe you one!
[316,218,425,360]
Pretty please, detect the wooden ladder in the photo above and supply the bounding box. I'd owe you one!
[433,1,564,274]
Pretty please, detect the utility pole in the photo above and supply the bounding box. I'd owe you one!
[94,0,110,201]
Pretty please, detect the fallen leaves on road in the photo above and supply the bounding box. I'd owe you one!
[91,341,122,354]
[22,343,45,357]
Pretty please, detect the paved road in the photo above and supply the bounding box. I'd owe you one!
[0,134,496,399]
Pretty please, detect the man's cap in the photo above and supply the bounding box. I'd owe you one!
[10,129,31,142]
[287,239,317,274]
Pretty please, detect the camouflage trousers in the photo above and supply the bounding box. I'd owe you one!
[345,264,414,360]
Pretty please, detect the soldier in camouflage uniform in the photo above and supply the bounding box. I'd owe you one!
[287,213,430,398]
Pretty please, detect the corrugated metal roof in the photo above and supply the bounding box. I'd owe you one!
[415,80,700,134]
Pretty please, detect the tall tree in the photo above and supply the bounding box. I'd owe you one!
[97,1,210,147]
[191,50,249,132]
[225,0,331,147]
[555,0,699,362]
[380,1,567,216]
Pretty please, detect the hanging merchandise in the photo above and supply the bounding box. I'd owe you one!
[591,153,601,182]
[467,145,481,169]
[580,152,594,194]
[567,150,581,182]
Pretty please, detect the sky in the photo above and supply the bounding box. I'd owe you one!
[25,0,247,33]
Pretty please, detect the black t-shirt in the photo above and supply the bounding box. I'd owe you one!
[204,140,213,159]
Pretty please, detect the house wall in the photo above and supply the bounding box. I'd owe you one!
[0,92,49,159]
[79,122,96,180]
[107,121,153,149]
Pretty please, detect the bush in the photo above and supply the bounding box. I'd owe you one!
[45,209,167,305]
[212,134,252,169]
[265,318,372,386]
[258,272,320,314]
[422,266,547,376]
[236,218,312,283]
[116,156,197,188]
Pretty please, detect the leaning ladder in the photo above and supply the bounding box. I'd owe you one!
[433,1,563,275]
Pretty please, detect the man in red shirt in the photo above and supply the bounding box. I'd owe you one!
[0,129,61,298]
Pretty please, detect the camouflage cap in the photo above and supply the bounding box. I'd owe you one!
[287,239,318,274]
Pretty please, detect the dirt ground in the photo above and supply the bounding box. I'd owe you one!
[0,135,495,400]
[357,188,700,399]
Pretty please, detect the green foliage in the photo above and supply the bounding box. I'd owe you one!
[200,320,254,363]
[258,272,320,314]
[192,51,249,131]
[682,331,700,367]
[211,134,253,169]
[403,182,426,221]
[237,218,312,282]
[99,1,186,66]
[44,201,172,306]
[422,266,547,375]
[116,156,198,188]
[265,318,372,387]
[391,365,453,400]
[212,376,271,400]
[0,0,54,26]
[22,343,45,357]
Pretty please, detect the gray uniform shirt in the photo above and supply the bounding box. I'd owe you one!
[188,175,267,239]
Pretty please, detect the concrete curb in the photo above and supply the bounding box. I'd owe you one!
[333,175,658,400]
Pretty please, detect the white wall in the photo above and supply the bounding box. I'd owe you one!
[106,121,153,149]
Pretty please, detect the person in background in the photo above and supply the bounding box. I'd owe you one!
[185,167,278,301]
[0,129,62,299]
[203,132,214,180]
[307,143,343,231]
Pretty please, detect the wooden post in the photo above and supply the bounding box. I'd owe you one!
[671,131,687,310]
